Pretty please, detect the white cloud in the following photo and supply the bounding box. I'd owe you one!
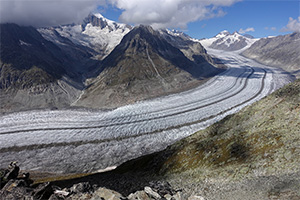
[0,0,241,29]
[238,27,255,34]
[0,0,105,27]
[282,17,300,32]
[108,0,242,29]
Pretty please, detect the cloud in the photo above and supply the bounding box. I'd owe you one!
[0,0,241,29]
[238,27,255,34]
[108,0,242,29]
[281,17,300,32]
[0,0,105,27]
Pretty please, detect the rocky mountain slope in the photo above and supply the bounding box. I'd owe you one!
[75,25,223,109]
[242,32,300,78]
[200,30,258,51]
[0,23,84,113]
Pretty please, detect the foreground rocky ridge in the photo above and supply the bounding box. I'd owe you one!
[1,162,202,199]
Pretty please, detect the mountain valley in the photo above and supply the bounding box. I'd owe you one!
[0,12,299,200]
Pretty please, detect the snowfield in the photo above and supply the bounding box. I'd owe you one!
[0,49,293,173]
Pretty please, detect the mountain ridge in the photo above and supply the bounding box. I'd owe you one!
[75,25,223,109]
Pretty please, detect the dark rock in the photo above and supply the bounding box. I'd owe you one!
[33,182,54,200]
[0,179,34,199]
[4,161,20,181]
[149,181,177,196]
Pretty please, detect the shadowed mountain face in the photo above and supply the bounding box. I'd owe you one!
[75,25,222,109]
[0,24,85,112]
[0,23,66,90]
[242,32,300,78]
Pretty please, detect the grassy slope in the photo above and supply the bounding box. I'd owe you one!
[117,79,300,180]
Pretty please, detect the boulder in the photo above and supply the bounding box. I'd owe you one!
[128,190,152,200]
[144,186,161,200]
[91,187,125,200]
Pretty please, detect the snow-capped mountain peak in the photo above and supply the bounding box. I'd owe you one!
[38,13,132,59]
[216,30,230,38]
[93,13,105,19]
[82,13,131,32]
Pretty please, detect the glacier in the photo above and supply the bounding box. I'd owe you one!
[0,49,293,173]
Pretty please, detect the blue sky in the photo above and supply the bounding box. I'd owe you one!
[99,0,300,39]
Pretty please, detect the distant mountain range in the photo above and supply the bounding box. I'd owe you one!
[199,30,258,51]
[0,14,223,112]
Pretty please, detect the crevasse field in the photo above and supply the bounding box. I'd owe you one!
[0,49,293,173]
